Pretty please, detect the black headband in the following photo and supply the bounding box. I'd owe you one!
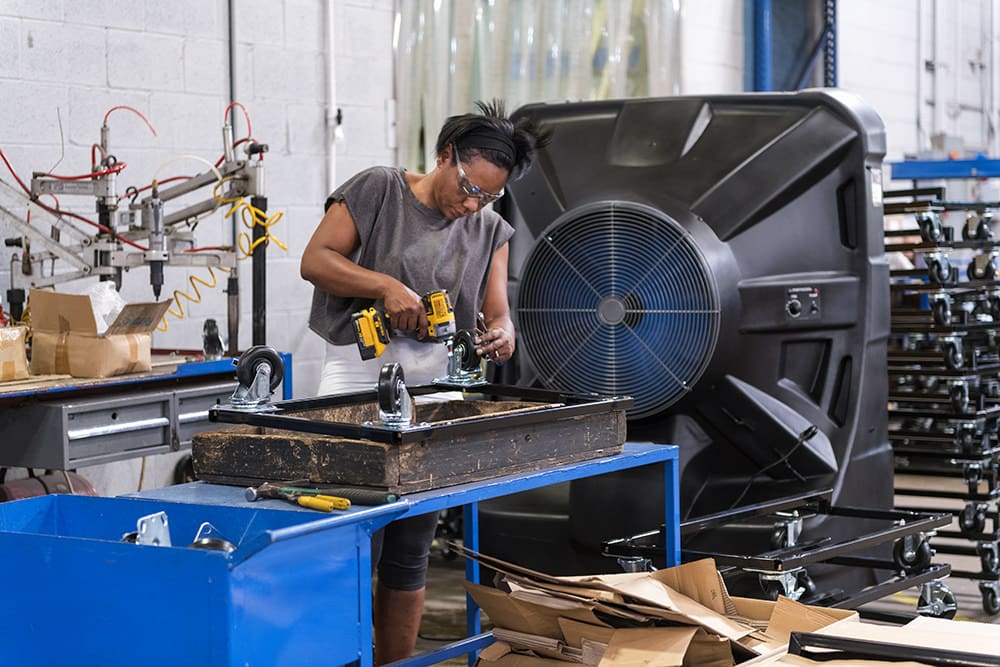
[457,129,516,164]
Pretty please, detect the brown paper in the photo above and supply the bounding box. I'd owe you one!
[598,627,698,667]
[0,325,29,381]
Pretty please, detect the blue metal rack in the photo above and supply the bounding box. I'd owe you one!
[890,155,1000,181]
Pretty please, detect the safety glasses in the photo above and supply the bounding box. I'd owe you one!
[453,144,504,205]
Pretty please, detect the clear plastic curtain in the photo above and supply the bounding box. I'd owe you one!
[394,0,682,171]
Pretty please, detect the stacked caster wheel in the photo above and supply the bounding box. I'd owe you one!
[886,192,1000,615]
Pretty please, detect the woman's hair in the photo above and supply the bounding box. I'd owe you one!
[435,99,552,179]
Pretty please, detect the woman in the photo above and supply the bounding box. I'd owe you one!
[301,99,550,664]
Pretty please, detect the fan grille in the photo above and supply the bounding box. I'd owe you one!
[516,201,720,418]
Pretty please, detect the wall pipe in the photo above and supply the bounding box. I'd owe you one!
[325,0,338,197]
[753,0,773,91]
[226,0,240,354]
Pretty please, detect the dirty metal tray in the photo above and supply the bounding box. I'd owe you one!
[208,382,631,444]
[198,383,632,493]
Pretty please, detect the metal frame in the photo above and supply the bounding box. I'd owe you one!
[788,631,1000,665]
[602,489,953,611]
[209,382,632,445]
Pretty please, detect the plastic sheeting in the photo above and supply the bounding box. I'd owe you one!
[394,0,681,171]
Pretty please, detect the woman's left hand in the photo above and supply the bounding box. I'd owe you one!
[475,325,515,363]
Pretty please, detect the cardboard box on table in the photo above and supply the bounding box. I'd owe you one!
[0,325,29,381]
[459,548,856,667]
[29,289,170,378]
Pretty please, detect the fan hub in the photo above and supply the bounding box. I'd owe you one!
[598,296,627,325]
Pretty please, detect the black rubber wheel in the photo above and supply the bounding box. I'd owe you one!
[960,503,986,535]
[378,362,405,414]
[977,219,993,240]
[452,329,481,372]
[796,571,817,599]
[894,535,933,573]
[770,525,788,550]
[979,547,998,574]
[173,454,197,485]
[944,342,964,370]
[918,589,957,619]
[950,382,969,413]
[983,588,1000,615]
[932,299,951,326]
[760,578,784,601]
[929,258,950,284]
[919,215,943,243]
[235,346,283,391]
[969,259,984,280]
[990,296,1000,321]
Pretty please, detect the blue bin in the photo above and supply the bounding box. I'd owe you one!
[0,493,383,666]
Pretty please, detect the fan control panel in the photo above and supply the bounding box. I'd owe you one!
[786,287,821,320]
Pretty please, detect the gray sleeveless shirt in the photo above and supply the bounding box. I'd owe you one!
[308,166,514,346]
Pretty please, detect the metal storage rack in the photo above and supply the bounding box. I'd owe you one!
[885,187,1000,615]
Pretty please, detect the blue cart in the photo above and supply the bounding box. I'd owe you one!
[0,442,678,666]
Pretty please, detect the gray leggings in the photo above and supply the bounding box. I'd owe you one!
[371,511,440,591]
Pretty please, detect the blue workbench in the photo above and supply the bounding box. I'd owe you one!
[0,442,678,667]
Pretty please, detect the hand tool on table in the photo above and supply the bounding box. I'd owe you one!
[245,481,351,512]
[351,289,456,360]
[245,481,398,506]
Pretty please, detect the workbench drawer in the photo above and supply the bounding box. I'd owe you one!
[174,381,238,447]
[0,391,173,469]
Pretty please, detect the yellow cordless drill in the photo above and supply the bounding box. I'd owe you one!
[351,289,456,360]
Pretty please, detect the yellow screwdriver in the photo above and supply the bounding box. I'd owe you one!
[291,493,351,512]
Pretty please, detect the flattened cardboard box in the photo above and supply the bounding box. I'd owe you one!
[29,289,170,378]
[0,325,29,381]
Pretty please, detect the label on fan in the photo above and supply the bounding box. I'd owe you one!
[870,167,883,206]
[786,287,821,320]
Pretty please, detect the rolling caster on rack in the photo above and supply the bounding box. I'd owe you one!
[980,581,1000,615]
[917,579,957,619]
[893,533,933,574]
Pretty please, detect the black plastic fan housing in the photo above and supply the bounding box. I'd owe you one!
[481,90,893,595]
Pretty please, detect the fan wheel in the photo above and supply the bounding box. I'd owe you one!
[516,201,720,419]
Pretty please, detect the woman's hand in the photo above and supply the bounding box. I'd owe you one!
[476,319,515,363]
[382,280,428,338]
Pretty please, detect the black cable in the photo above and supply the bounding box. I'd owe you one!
[727,425,819,510]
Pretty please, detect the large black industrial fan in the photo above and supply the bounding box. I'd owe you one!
[482,90,892,593]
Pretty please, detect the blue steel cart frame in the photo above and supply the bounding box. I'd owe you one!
[132,441,680,667]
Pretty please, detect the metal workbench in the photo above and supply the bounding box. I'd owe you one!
[0,442,678,667]
[0,353,292,469]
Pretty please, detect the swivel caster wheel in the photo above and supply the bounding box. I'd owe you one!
[378,362,406,415]
[949,382,969,413]
[893,534,933,574]
[760,578,784,601]
[960,502,987,535]
[917,581,957,619]
[235,346,284,393]
[918,213,944,243]
[981,584,1000,615]
[932,299,952,326]
[929,257,951,284]
[978,543,999,574]
[943,341,964,370]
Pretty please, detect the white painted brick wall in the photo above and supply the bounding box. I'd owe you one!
[0,18,18,78]
[21,20,106,84]
[0,0,391,496]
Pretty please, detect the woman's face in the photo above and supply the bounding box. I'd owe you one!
[438,146,509,220]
